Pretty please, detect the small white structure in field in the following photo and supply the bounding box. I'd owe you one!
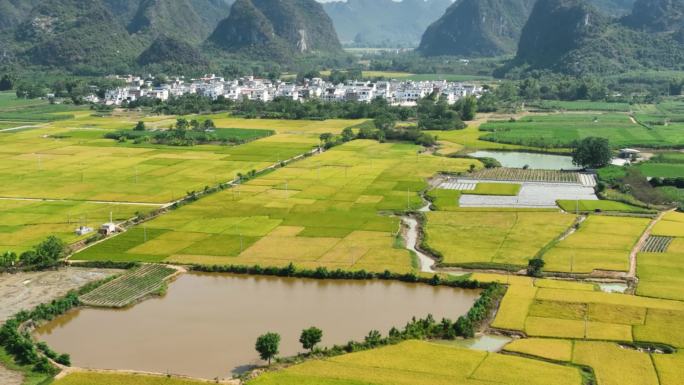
[75,226,93,236]
[100,223,117,235]
[619,148,641,160]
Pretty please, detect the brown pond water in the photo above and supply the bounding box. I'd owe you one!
[35,273,479,379]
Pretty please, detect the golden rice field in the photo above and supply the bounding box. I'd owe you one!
[503,338,574,362]
[542,215,650,273]
[0,199,148,252]
[248,340,583,385]
[51,372,209,385]
[424,211,575,267]
[75,140,475,272]
[0,113,361,203]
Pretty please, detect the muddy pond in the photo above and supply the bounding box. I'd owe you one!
[36,273,480,378]
[470,151,579,170]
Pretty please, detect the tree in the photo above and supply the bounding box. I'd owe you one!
[175,118,189,131]
[572,137,612,169]
[299,327,323,352]
[364,330,383,347]
[190,119,201,131]
[341,127,355,142]
[0,75,13,91]
[255,332,280,365]
[134,121,146,131]
[33,236,66,267]
[527,258,545,277]
[319,132,333,145]
[459,96,478,121]
[202,119,216,130]
[454,316,474,338]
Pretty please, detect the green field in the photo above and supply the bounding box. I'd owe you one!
[0,115,361,203]
[556,200,655,214]
[425,211,575,268]
[463,182,521,196]
[542,215,650,273]
[0,200,148,253]
[74,140,475,272]
[480,113,684,148]
[249,340,582,385]
[531,100,632,112]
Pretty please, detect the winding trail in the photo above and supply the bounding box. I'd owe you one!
[403,216,435,273]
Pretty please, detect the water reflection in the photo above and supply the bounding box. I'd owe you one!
[36,273,480,378]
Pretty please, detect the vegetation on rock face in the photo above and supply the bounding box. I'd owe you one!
[206,0,342,61]
[506,0,684,75]
[419,0,536,57]
[137,35,208,68]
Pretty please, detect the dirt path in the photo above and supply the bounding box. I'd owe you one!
[628,210,672,278]
[629,116,638,124]
[0,364,23,385]
[0,196,166,207]
[55,366,239,384]
[0,125,42,133]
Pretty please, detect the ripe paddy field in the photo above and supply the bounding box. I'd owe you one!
[3,98,684,385]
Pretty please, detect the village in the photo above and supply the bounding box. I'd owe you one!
[102,74,485,106]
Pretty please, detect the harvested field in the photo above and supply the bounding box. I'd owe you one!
[0,268,117,322]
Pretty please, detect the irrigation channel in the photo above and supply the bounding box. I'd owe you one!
[470,151,579,170]
[35,273,480,379]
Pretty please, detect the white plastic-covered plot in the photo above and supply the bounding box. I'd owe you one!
[441,178,598,209]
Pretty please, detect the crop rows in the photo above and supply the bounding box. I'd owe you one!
[641,236,674,253]
[468,168,581,183]
[80,264,177,308]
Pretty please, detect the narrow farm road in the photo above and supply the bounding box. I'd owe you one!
[629,210,673,278]
[0,196,165,207]
[0,364,23,385]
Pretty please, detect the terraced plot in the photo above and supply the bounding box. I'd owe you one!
[425,211,575,268]
[248,340,583,385]
[74,140,475,272]
[79,264,177,308]
[543,215,650,273]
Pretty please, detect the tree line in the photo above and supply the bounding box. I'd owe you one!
[1,236,67,272]
[253,283,504,366]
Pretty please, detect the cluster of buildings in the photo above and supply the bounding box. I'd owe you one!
[103,74,485,106]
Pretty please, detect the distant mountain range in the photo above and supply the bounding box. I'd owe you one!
[0,0,681,77]
[417,0,636,57]
[0,0,341,72]
[322,0,452,47]
[509,0,684,75]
